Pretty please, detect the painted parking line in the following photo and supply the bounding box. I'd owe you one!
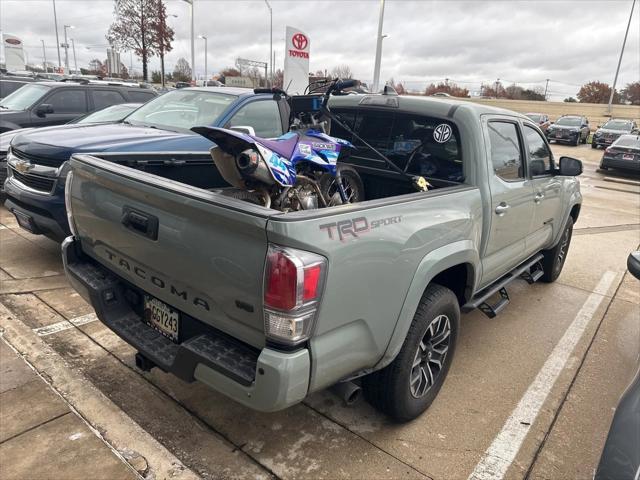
[33,313,98,337]
[468,270,617,480]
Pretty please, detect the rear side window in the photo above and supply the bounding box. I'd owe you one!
[389,114,463,182]
[127,90,156,103]
[488,121,523,181]
[351,111,394,163]
[524,125,553,175]
[46,89,88,113]
[228,100,283,138]
[329,110,356,143]
[92,89,126,110]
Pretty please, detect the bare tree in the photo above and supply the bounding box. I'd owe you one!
[107,0,174,81]
[173,57,192,82]
[330,65,353,79]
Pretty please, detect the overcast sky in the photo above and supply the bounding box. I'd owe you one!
[1,0,638,99]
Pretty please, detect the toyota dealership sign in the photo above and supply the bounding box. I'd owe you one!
[283,26,310,95]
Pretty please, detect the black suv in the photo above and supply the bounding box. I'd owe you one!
[546,115,590,146]
[592,118,638,149]
[0,80,157,132]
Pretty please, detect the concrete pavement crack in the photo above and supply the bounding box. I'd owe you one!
[0,411,71,445]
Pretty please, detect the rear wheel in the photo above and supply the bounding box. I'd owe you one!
[541,216,573,283]
[363,284,459,422]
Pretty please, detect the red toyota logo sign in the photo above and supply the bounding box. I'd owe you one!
[291,33,308,50]
[5,38,21,45]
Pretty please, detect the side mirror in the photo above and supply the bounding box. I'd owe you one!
[558,156,583,176]
[229,125,256,136]
[550,121,554,125]
[627,251,640,280]
[36,104,54,116]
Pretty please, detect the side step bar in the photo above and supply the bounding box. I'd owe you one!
[462,253,544,318]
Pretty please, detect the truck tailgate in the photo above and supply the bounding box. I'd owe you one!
[67,154,271,348]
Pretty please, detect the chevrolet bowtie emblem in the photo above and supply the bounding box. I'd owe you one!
[14,159,33,174]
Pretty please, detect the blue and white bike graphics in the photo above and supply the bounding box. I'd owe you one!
[193,79,364,212]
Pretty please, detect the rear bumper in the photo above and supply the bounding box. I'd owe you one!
[62,236,310,412]
[600,156,640,172]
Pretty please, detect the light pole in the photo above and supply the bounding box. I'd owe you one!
[198,35,208,85]
[52,0,61,68]
[71,38,78,74]
[371,0,386,92]
[182,0,195,83]
[41,40,47,72]
[63,24,74,74]
[264,0,273,86]
[608,0,636,113]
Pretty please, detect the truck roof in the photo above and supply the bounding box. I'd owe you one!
[329,93,526,120]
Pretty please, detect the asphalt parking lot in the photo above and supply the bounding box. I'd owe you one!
[0,143,638,480]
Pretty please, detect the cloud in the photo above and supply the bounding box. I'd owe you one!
[1,0,638,100]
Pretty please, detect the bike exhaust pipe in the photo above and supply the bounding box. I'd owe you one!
[331,381,362,406]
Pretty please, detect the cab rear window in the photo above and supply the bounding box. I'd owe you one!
[330,109,464,183]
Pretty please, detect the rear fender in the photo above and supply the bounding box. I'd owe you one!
[375,240,480,370]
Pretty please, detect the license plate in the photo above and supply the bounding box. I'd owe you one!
[623,153,635,161]
[144,296,179,342]
[13,211,35,232]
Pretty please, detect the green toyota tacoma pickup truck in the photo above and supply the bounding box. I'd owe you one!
[61,94,583,421]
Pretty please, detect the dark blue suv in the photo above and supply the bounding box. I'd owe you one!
[3,87,289,241]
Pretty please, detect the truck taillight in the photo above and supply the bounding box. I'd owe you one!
[263,244,326,345]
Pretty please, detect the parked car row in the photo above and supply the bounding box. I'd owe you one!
[0,78,157,133]
[524,112,638,149]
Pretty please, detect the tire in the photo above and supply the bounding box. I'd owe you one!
[363,284,459,422]
[541,216,573,283]
[591,142,598,149]
[319,165,365,206]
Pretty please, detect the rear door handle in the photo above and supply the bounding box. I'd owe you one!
[535,192,545,203]
[495,203,510,215]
